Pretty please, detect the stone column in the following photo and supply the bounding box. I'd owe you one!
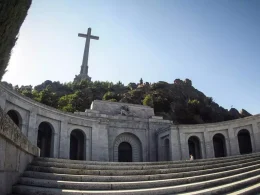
[0,92,6,110]
[200,136,207,159]
[59,120,69,159]
[204,131,214,159]
[252,121,260,152]
[52,123,60,158]
[27,111,37,145]
[179,132,189,160]
[228,126,240,156]
[225,136,231,156]
[170,126,181,161]
[21,123,28,137]
[91,121,109,161]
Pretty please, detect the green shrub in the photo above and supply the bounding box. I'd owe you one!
[143,94,153,107]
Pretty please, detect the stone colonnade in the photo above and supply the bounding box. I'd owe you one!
[1,84,260,162]
[158,120,260,161]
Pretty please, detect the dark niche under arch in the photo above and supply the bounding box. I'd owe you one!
[213,133,227,158]
[70,129,86,160]
[37,122,53,158]
[7,110,21,129]
[238,129,252,155]
[118,142,132,162]
[188,136,202,159]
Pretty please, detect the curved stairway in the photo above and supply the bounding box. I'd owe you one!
[12,153,260,195]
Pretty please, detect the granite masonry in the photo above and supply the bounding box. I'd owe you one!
[0,107,39,195]
[1,83,260,163]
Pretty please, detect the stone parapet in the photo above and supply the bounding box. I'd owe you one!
[0,108,39,195]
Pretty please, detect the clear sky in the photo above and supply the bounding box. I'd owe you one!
[3,0,260,114]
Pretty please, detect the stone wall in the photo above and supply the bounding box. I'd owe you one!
[0,108,39,195]
[91,100,155,119]
[1,83,260,164]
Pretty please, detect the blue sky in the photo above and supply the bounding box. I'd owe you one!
[3,0,260,114]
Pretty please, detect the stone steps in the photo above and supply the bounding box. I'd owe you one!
[23,158,260,182]
[30,153,260,170]
[26,156,260,176]
[17,166,260,190]
[12,153,260,195]
[11,172,260,195]
[34,152,259,166]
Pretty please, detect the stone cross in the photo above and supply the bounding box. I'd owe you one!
[78,28,99,75]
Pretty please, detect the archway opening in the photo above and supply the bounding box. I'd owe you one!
[118,142,132,162]
[213,133,226,158]
[114,133,142,162]
[188,136,202,159]
[7,110,21,129]
[37,122,53,157]
[70,129,85,160]
[238,129,252,154]
[164,138,170,161]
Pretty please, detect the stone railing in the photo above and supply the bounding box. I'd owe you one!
[0,108,39,195]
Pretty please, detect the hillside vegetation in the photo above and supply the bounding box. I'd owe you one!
[2,78,251,124]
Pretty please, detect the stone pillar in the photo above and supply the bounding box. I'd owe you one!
[179,132,189,160]
[204,131,214,159]
[21,123,28,137]
[170,126,181,161]
[27,111,37,145]
[91,121,109,161]
[228,126,240,156]
[200,136,207,159]
[0,90,6,110]
[59,120,69,159]
[252,122,260,152]
[225,136,231,156]
[53,124,60,158]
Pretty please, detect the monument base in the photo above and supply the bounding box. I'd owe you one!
[74,74,91,82]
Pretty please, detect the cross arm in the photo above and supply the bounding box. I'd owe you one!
[90,35,99,40]
[78,33,99,40]
[78,33,87,38]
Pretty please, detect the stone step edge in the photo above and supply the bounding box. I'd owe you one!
[22,160,260,183]
[26,157,260,176]
[35,152,260,166]
[31,155,260,170]
[226,182,260,195]
[18,163,260,190]
[177,173,260,195]
[12,169,260,195]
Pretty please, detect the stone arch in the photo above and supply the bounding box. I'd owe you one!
[113,133,142,162]
[37,121,54,157]
[188,136,202,159]
[213,133,227,158]
[237,129,252,154]
[70,129,86,160]
[7,109,22,129]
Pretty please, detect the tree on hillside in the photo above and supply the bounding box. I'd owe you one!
[0,0,32,80]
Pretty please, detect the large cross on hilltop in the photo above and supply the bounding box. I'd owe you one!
[77,28,99,81]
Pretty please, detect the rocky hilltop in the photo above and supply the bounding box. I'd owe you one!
[2,78,251,124]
